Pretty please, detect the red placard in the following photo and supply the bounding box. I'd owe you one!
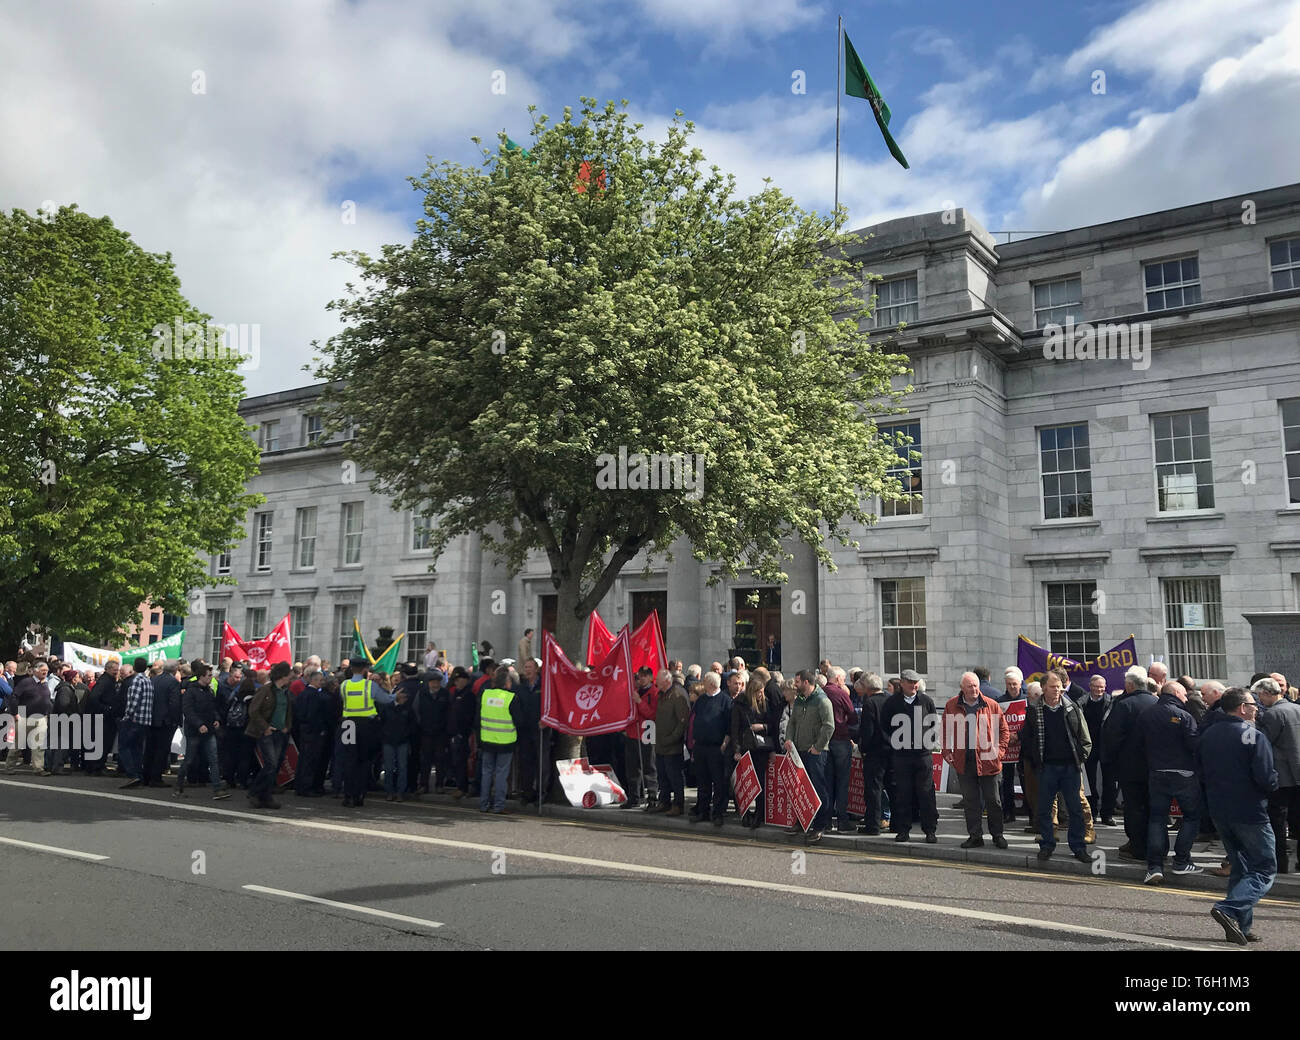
[848,756,865,816]
[781,754,823,831]
[733,751,762,816]
[765,754,795,827]
[1001,698,1027,764]
[932,751,945,792]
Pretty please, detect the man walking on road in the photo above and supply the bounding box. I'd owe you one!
[1198,688,1278,944]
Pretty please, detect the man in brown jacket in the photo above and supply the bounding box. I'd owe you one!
[245,661,295,810]
[651,669,690,815]
[942,671,1011,849]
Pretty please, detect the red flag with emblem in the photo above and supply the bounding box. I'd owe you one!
[223,613,292,668]
[584,609,617,667]
[543,628,635,736]
[629,609,668,675]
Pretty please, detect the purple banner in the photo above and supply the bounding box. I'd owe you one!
[1016,634,1138,693]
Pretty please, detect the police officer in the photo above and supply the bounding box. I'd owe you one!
[339,661,381,808]
[479,666,524,814]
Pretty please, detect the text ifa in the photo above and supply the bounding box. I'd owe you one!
[49,973,151,1020]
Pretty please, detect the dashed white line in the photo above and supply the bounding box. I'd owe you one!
[0,834,109,861]
[243,885,443,929]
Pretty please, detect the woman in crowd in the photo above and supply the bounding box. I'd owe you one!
[730,675,772,828]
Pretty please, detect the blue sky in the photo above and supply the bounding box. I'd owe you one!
[3,0,1297,392]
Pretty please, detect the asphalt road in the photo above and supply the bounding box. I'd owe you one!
[4,774,1297,951]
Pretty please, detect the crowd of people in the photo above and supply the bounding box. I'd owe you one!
[2,645,1296,945]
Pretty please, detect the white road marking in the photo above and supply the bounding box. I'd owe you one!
[1,780,1223,951]
[243,884,443,929]
[0,834,109,861]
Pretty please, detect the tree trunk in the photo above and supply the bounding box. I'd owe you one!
[546,572,586,796]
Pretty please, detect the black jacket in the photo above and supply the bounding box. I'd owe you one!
[1080,692,1112,761]
[881,692,938,754]
[1137,692,1199,775]
[294,685,331,736]
[181,678,219,734]
[412,683,450,737]
[380,698,416,746]
[1021,697,1092,770]
[151,674,183,729]
[513,677,541,732]
[14,675,51,716]
[1100,690,1157,782]
[52,680,79,715]
[856,691,892,758]
[449,686,477,738]
[85,672,118,717]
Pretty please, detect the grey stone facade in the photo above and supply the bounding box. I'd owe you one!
[183,184,1300,690]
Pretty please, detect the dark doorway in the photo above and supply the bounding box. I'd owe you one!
[539,594,557,640]
[631,590,667,632]
[733,587,780,668]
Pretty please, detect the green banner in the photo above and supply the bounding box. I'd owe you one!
[118,629,186,664]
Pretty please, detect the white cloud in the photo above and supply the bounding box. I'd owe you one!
[635,0,823,45]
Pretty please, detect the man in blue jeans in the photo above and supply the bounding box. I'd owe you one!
[1197,687,1278,944]
[1139,680,1204,884]
[1021,670,1093,863]
[823,667,858,832]
[478,666,524,814]
[245,662,294,810]
[117,657,154,788]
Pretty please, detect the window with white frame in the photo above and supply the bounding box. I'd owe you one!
[1161,577,1226,680]
[1153,410,1214,512]
[873,275,919,326]
[1033,275,1083,328]
[341,502,364,565]
[404,596,429,664]
[245,606,267,639]
[1045,582,1100,660]
[254,512,273,571]
[411,512,434,551]
[1143,256,1201,311]
[1270,237,1300,291]
[334,603,358,663]
[878,420,921,517]
[207,608,226,663]
[214,550,232,576]
[304,414,324,445]
[288,605,312,663]
[257,420,280,452]
[295,507,317,569]
[1283,399,1300,506]
[1039,423,1093,520]
[880,578,927,675]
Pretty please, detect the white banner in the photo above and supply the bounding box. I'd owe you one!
[555,758,627,808]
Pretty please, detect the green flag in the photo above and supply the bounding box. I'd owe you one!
[353,618,373,666]
[504,135,532,158]
[471,641,479,669]
[373,633,404,673]
[843,32,909,169]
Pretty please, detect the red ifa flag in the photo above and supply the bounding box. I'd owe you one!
[629,609,668,675]
[223,613,292,669]
[584,609,617,667]
[574,160,606,193]
[543,628,635,736]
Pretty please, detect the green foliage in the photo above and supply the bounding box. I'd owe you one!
[316,99,910,647]
[0,205,262,653]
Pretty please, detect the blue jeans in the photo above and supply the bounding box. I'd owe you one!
[249,732,287,802]
[827,740,853,825]
[178,731,221,790]
[803,749,830,831]
[1147,772,1202,870]
[383,743,409,795]
[480,747,513,811]
[117,720,146,779]
[1214,817,1277,935]
[1037,762,1085,853]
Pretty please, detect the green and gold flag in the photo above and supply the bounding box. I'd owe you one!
[844,31,909,169]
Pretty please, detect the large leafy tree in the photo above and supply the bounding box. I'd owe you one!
[317,98,910,656]
[0,206,262,657]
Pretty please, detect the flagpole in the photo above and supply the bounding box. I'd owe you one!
[834,14,842,226]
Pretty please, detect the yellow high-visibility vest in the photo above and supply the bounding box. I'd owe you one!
[342,676,378,718]
[479,688,517,745]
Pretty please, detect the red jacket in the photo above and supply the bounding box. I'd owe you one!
[941,694,1010,777]
[626,684,658,739]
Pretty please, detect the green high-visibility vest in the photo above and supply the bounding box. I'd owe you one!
[342,676,378,718]
[479,687,516,745]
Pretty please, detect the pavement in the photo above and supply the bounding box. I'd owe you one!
[3,765,1299,950]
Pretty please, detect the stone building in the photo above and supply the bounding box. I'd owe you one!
[183,183,1300,688]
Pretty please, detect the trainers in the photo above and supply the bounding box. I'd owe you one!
[992,835,1008,849]
[1210,906,1247,946]
[961,837,984,849]
[1171,862,1203,876]
[1144,870,1164,885]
